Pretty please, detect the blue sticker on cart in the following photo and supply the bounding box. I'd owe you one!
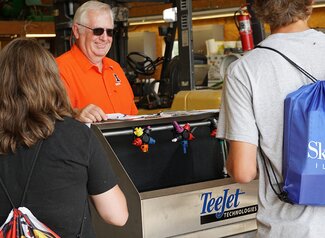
[200,188,258,224]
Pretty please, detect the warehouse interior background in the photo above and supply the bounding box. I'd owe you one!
[1,2,325,237]
[1,0,325,54]
[1,0,325,110]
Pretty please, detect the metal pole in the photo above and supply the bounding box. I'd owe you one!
[102,121,212,137]
[176,0,195,91]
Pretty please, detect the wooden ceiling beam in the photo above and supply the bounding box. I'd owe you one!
[0,21,55,36]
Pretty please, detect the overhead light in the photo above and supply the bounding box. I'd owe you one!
[313,3,325,8]
[192,13,234,21]
[25,33,56,38]
[129,19,165,26]
[129,16,164,26]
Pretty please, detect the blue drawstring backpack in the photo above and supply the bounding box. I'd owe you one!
[256,46,325,205]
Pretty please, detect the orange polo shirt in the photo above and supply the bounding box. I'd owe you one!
[56,45,138,115]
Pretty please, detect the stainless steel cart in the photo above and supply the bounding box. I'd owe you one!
[90,110,257,238]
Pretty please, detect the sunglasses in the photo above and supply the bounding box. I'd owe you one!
[77,23,114,37]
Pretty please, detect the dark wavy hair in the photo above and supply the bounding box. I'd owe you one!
[253,0,314,31]
[0,38,75,154]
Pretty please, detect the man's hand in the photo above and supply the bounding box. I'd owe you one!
[76,104,108,123]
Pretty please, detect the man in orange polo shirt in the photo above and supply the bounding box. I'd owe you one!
[56,1,138,123]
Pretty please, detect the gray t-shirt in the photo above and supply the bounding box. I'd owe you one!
[217,29,325,238]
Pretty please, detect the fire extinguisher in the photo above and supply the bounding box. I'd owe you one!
[234,5,254,52]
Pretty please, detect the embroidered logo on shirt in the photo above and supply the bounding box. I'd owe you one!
[113,73,121,86]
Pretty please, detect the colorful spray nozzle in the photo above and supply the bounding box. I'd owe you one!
[132,126,156,152]
[171,121,194,154]
[210,118,218,137]
[132,137,143,146]
[134,127,144,137]
[172,121,184,134]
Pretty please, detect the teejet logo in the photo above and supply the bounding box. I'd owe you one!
[200,189,257,225]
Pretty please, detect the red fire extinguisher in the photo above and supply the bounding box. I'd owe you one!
[235,5,254,52]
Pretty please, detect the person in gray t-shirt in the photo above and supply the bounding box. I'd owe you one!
[217,0,325,237]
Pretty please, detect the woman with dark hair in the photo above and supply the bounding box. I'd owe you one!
[217,0,325,237]
[0,38,128,237]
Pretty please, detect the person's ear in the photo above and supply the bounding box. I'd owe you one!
[72,24,80,39]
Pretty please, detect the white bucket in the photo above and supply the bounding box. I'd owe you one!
[220,54,241,80]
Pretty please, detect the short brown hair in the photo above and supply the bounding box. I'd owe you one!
[253,0,313,30]
[0,38,75,154]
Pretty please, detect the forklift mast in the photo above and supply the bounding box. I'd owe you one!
[173,0,195,91]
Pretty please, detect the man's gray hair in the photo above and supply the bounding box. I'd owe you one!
[73,1,114,25]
